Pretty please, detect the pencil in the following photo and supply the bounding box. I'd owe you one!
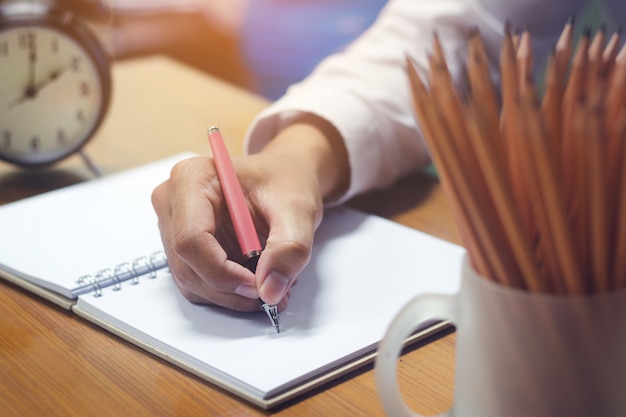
[612,111,626,287]
[411,22,624,293]
[555,15,575,81]
[541,50,563,175]
[605,43,626,139]
[602,28,621,72]
[515,78,567,292]
[466,31,542,291]
[407,57,505,282]
[562,29,590,283]
[585,29,610,291]
[517,27,533,97]
[500,24,545,288]
[585,114,609,292]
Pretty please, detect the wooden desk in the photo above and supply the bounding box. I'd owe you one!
[0,56,459,416]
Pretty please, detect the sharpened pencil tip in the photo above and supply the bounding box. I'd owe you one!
[468,26,480,38]
[504,20,512,34]
[568,14,576,25]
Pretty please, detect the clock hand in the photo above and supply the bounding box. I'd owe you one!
[6,34,39,108]
[31,66,70,94]
[7,65,70,108]
[6,91,31,109]
[25,32,37,96]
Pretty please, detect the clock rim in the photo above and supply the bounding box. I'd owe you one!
[0,6,113,168]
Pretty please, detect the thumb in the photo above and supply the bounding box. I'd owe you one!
[255,212,316,306]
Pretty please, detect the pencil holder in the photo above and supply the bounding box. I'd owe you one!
[375,254,626,417]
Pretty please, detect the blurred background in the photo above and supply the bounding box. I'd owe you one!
[39,0,606,101]
[95,0,388,100]
[3,0,606,101]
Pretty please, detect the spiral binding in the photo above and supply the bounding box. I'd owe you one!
[76,251,168,297]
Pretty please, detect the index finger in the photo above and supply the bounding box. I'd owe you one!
[167,158,259,302]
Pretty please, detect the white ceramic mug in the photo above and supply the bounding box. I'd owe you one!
[375,254,626,417]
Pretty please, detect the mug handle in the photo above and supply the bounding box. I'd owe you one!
[375,293,457,417]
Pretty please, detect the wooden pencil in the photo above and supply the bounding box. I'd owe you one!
[516,27,534,97]
[406,58,495,280]
[501,24,538,270]
[585,94,609,291]
[606,47,626,276]
[562,28,590,146]
[605,43,626,135]
[541,50,563,172]
[611,108,626,287]
[409,22,625,293]
[465,31,543,291]
[542,18,573,177]
[427,32,489,200]
[561,29,590,283]
[409,57,528,287]
[522,79,585,293]
[555,16,575,81]
[602,28,621,72]
[605,46,626,263]
[466,30,500,143]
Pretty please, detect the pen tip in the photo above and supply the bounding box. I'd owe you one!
[262,302,281,334]
[208,126,220,134]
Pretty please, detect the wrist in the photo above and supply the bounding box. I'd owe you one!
[260,113,350,201]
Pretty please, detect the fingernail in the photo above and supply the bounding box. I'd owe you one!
[260,271,290,303]
[235,284,258,299]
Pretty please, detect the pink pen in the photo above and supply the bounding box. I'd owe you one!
[207,126,279,333]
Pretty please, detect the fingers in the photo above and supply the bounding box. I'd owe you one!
[152,154,323,313]
[152,157,262,312]
[254,192,321,306]
[171,225,260,308]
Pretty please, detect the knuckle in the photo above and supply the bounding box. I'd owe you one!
[169,157,197,177]
[290,192,322,214]
[150,182,166,211]
[172,229,202,257]
[286,194,324,226]
[279,239,312,268]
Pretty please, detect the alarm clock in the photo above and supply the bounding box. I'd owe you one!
[0,1,111,168]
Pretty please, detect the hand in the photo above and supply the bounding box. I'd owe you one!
[32,66,70,94]
[152,153,322,312]
[151,117,349,312]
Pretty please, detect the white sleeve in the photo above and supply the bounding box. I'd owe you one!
[243,0,586,203]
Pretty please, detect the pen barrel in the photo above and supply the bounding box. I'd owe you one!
[208,128,263,257]
[245,250,262,273]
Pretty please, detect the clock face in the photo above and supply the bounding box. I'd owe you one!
[0,16,109,166]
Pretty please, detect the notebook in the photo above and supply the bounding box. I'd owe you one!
[0,153,464,409]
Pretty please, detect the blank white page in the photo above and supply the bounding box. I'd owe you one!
[0,153,193,298]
